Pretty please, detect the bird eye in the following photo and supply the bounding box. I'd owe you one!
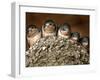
[63,28,65,31]
[49,23,52,25]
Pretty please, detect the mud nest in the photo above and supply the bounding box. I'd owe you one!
[25,36,89,67]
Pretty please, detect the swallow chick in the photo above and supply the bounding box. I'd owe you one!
[42,19,57,37]
[27,25,41,48]
[58,23,71,39]
[70,32,80,44]
[80,37,89,49]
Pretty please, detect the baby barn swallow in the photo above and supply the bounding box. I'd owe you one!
[27,25,41,48]
[42,19,57,37]
[58,23,71,39]
[80,37,89,49]
[70,32,80,44]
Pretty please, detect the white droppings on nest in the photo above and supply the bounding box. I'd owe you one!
[77,45,81,48]
[81,49,86,53]
[42,46,47,50]
[25,51,29,55]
